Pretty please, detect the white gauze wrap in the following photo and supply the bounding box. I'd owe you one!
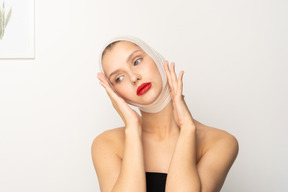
[98,35,171,113]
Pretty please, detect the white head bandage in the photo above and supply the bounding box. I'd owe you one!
[98,35,171,113]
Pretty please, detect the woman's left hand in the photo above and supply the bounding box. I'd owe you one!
[164,61,196,130]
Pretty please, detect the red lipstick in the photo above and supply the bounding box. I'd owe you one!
[137,82,152,96]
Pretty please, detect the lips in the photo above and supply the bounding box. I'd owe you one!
[137,82,152,96]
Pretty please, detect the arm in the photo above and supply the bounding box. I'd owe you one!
[166,124,201,192]
[91,126,146,192]
[164,61,201,191]
[196,131,239,192]
[163,61,238,192]
[94,72,146,192]
[166,122,239,192]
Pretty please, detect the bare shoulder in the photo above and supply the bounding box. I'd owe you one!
[194,120,239,191]
[91,126,125,157]
[92,126,125,144]
[91,127,125,192]
[194,119,239,156]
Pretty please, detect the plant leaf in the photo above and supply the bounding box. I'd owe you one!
[0,8,3,39]
[5,7,11,28]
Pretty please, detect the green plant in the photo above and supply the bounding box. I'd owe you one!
[0,1,12,40]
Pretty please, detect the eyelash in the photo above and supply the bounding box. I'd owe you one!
[134,58,142,66]
[115,58,142,83]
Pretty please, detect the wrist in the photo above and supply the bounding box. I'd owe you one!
[125,124,142,136]
[180,121,197,132]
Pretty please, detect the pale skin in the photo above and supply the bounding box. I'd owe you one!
[92,41,239,192]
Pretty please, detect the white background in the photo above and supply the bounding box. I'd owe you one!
[0,0,287,191]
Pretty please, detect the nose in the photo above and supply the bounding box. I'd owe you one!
[130,70,142,84]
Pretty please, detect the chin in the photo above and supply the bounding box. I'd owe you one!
[146,95,159,104]
[140,91,160,105]
[128,98,155,105]
[124,92,159,105]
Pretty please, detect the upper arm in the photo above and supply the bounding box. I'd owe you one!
[197,132,239,192]
[91,132,122,192]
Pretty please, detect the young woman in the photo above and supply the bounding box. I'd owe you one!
[92,36,239,192]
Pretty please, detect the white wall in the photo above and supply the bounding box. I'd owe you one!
[0,0,287,191]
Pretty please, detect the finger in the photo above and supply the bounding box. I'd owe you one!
[99,81,127,115]
[177,70,184,96]
[97,72,110,84]
[170,62,178,91]
[97,75,137,125]
[164,61,175,94]
[164,61,172,85]
[98,73,120,101]
[99,81,116,101]
[97,73,125,105]
[97,72,114,89]
[98,75,113,92]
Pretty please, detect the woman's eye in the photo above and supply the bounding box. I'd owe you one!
[134,58,142,65]
[115,76,123,83]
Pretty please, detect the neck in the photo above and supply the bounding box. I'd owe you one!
[140,101,179,140]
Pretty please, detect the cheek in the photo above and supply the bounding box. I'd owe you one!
[113,83,134,98]
[141,60,160,77]
[143,62,163,94]
[151,65,163,91]
[150,63,162,82]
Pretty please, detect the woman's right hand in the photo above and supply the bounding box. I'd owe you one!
[97,72,142,129]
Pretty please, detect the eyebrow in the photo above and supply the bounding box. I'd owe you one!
[126,49,142,63]
[108,49,143,80]
[108,69,121,81]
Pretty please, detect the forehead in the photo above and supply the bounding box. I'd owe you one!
[101,41,143,75]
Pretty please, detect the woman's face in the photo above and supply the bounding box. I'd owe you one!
[101,41,162,105]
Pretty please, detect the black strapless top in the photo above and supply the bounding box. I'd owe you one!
[146,172,167,192]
